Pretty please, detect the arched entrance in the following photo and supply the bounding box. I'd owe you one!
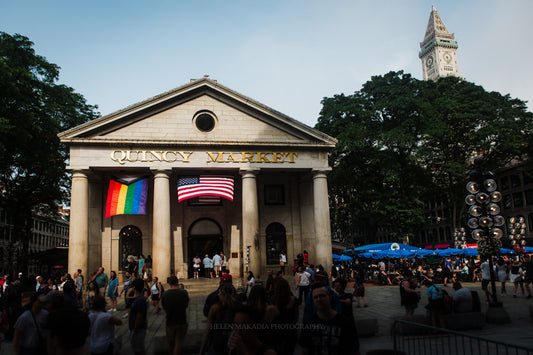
[265,223,287,265]
[119,225,142,271]
[188,218,223,278]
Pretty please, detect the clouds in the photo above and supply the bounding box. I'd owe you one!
[2,1,532,127]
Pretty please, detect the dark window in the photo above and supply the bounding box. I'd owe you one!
[500,176,509,190]
[265,223,286,265]
[511,175,521,188]
[513,192,523,208]
[264,185,285,205]
[195,113,215,132]
[503,194,512,209]
[524,170,533,185]
[526,189,533,206]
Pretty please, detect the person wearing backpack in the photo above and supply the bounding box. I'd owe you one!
[151,276,163,314]
[426,280,446,328]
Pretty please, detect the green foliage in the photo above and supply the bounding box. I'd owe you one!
[317,71,533,245]
[0,32,99,272]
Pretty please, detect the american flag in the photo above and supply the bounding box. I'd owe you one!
[177,176,234,202]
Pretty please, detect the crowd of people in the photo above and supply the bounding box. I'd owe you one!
[0,254,189,355]
[1,249,531,353]
[200,269,360,354]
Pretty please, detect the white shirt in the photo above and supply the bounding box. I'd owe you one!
[89,311,115,353]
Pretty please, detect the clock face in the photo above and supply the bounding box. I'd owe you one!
[426,56,434,67]
[443,52,452,63]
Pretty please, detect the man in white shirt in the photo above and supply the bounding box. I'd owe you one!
[452,282,473,313]
[480,257,492,302]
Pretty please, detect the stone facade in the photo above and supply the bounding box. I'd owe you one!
[59,77,336,281]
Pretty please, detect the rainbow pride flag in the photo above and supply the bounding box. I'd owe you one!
[105,176,149,218]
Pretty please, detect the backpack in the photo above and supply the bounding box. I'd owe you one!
[159,282,165,293]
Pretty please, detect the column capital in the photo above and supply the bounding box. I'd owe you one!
[151,169,172,179]
[312,168,331,179]
[239,168,260,178]
[71,170,90,179]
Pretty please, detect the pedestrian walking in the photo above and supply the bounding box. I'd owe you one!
[151,277,163,314]
[161,276,189,355]
[129,278,148,355]
[89,295,122,355]
[202,255,212,278]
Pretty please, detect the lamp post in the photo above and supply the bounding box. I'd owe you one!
[465,158,505,306]
[454,228,466,249]
[508,216,527,254]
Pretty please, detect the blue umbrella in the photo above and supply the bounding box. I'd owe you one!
[415,249,438,257]
[499,248,516,255]
[332,253,341,260]
[374,249,416,258]
[358,252,375,259]
[437,248,464,257]
[524,246,533,253]
[338,255,352,261]
[463,248,478,256]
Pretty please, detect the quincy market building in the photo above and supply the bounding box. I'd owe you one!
[59,77,336,280]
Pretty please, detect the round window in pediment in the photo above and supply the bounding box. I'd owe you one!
[193,111,217,132]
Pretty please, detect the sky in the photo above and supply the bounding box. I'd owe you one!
[2,0,533,128]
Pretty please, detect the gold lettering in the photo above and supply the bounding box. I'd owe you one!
[110,150,127,165]
[272,152,284,163]
[226,152,239,163]
[286,152,298,163]
[206,152,225,163]
[257,152,271,163]
[150,151,163,162]
[139,151,148,162]
[240,152,255,163]
[162,151,176,162]
[177,151,193,162]
[125,151,136,162]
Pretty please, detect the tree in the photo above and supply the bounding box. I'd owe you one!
[0,32,99,273]
[317,71,533,245]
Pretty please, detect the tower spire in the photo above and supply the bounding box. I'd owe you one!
[419,6,460,81]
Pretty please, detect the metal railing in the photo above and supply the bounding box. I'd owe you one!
[392,320,533,355]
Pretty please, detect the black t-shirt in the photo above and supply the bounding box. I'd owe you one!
[129,296,147,330]
[299,312,359,354]
[161,288,189,326]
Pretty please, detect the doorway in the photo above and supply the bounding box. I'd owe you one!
[188,218,223,278]
[119,225,142,271]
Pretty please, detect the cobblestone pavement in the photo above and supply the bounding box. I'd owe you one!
[1,279,532,354]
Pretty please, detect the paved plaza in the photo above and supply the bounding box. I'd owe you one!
[1,279,532,354]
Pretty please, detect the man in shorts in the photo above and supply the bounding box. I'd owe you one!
[212,252,222,278]
[161,276,189,355]
[480,257,493,303]
[129,278,148,355]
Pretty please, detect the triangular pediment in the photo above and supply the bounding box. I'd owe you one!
[59,77,336,149]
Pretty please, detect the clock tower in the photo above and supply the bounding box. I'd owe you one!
[419,6,460,81]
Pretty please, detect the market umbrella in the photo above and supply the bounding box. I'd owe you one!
[415,249,438,257]
[338,255,352,261]
[332,253,341,260]
[463,248,478,257]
